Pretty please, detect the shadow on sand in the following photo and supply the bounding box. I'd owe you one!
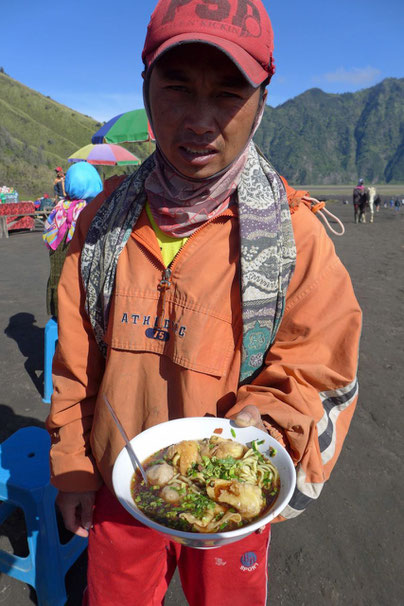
[4,313,44,398]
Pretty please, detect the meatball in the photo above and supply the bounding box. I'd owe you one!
[161,486,182,503]
[146,462,175,486]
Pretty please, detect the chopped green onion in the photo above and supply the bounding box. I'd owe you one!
[231,428,236,438]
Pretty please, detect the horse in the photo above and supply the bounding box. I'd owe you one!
[353,184,368,223]
[366,186,377,223]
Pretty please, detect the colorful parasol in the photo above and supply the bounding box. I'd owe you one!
[91,109,155,144]
[68,143,140,166]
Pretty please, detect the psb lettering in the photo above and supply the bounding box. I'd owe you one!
[162,0,261,36]
[162,0,193,24]
[232,0,261,36]
[195,0,231,21]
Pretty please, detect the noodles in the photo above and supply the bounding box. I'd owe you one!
[131,435,280,533]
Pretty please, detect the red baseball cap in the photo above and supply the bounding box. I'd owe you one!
[142,0,275,87]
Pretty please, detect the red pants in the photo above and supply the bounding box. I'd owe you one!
[84,486,271,606]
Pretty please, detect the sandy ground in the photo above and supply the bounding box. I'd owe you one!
[0,201,403,605]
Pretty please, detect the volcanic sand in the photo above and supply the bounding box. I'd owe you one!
[0,201,402,605]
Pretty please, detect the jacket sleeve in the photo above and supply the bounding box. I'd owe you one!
[46,194,107,493]
[227,197,362,521]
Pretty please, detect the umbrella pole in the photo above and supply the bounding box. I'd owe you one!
[96,165,105,182]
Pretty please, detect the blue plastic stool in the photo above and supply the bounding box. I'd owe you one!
[0,427,87,606]
[43,317,58,404]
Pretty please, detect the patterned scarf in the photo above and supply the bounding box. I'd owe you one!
[81,143,296,384]
[145,147,247,238]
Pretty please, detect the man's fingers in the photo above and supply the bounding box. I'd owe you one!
[56,491,96,537]
[232,404,266,431]
[80,493,96,531]
[56,494,81,535]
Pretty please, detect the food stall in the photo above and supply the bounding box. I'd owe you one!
[0,186,35,233]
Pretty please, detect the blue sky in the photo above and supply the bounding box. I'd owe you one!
[1,0,403,122]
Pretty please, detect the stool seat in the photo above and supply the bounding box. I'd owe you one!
[0,427,51,490]
[0,426,87,606]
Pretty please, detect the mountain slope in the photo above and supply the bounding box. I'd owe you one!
[0,72,149,199]
[254,78,404,184]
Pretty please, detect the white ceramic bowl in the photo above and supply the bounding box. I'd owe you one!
[112,417,296,549]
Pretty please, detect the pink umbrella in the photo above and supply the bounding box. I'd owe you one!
[68,143,140,166]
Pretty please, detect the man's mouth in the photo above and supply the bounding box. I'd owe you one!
[181,146,217,157]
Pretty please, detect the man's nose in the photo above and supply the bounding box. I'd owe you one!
[183,98,216,135]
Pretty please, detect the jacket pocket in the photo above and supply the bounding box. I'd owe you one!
[107,290,237,378]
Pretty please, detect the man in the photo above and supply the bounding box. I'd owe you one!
[353,178,367,223]
[53,166,65,202]
[47,1,362,605]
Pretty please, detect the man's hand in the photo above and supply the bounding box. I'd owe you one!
[56,490,96,538]
[232,404,266,432]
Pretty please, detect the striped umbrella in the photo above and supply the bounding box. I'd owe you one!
[91,109,155,144]
[68,143,140,166]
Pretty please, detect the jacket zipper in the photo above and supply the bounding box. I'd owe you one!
[155,212,233,329]
[157,267,172,328]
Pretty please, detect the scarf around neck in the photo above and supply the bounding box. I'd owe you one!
[81,143,296,384]
[145,147,248,238]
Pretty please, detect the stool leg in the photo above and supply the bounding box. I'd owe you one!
[25,490,68,606]
[43,318,58,404]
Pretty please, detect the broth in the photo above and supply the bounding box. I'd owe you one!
[131,435,280,533]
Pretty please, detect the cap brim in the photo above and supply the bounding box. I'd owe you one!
[145,33,269,88]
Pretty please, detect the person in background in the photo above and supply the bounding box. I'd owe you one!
[374,192,381,212]
[46,2,362,605]
[53,166,66,202]
[43,162,102,317]
[394,197,401,211]
[353,178,368,223]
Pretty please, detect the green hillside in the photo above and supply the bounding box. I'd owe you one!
[0,72,403,197]
[0,72,150,199]
[255,78,404,184]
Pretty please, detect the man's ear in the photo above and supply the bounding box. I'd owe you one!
[262,89,268,104]
[141,70,146,80]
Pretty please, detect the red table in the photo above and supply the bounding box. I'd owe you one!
[0,202,35,232]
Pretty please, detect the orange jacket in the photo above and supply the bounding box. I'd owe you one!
[46,177,362,521]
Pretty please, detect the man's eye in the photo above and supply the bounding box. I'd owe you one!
[220,91,242,99]
[166,85,189,93]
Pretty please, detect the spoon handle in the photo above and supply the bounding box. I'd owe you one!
[103,394,148,483]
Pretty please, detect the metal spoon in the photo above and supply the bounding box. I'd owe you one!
[103,394,148,483]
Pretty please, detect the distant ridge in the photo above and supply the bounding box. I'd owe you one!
[255,77,404,184]
[0,72,403,198]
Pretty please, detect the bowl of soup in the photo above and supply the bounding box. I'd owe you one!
[112,417,296,549]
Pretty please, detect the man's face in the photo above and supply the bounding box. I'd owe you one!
[148,44,265,179]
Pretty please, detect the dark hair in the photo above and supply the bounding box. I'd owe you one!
[260,78,269,99]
